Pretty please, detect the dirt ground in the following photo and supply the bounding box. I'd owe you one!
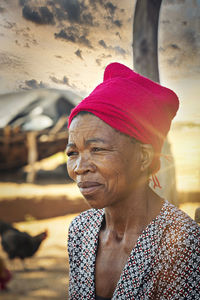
[0,186,199,299]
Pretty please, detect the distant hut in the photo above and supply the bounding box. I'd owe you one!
[0,89,81,181]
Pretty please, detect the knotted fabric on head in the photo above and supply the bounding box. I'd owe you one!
[68,62,179,174]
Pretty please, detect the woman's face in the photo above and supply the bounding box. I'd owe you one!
[67,114,142,209]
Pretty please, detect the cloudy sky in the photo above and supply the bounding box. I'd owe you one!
[159,0,200,123]
[0,0,134,94]
[0,0,199,122]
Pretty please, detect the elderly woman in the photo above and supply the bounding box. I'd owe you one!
[66,63,200,299]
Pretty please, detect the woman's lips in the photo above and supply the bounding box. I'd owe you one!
[77,181,103,195]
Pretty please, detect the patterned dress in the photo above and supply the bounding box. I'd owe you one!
[68,200,200,299]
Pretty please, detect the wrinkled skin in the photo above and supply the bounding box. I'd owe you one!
[67,114,163,298]
[67,114,143,209]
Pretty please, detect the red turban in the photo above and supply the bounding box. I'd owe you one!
[68,62,179,174]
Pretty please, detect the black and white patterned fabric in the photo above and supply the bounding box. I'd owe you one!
[68,200,200,299]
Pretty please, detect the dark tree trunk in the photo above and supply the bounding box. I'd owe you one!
[133,0,162,83]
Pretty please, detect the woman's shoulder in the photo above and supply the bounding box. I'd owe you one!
[161,200,200,247]
[164,200,199,227]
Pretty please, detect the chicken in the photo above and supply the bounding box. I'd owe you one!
[0,257,12,291]
[0,220,48,268]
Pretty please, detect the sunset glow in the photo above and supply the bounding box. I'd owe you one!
[0,0,199,194]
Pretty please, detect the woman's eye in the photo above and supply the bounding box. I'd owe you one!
[67,151,78,157]
[92,147,103,152]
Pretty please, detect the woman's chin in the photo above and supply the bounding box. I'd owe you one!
[83,195,105,210]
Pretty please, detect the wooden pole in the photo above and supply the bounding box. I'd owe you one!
[26,132,38,183]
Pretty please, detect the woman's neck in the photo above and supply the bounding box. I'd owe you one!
[103,185,163,239]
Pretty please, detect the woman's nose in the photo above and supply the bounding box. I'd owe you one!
[74,155,96,175]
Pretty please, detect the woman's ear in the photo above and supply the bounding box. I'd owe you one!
[140,144,154,172]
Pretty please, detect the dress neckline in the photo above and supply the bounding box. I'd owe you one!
[94,199,169,299]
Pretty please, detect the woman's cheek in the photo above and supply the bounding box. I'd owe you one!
[98,156,123,179]
[67,158,76,180]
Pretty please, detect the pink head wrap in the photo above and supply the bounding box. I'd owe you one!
[68,62,179,174]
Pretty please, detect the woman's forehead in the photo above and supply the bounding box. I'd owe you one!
[69,114,114,136]
[68,114,128,146]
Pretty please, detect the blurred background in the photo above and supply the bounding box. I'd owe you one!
[0,0,199,299]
